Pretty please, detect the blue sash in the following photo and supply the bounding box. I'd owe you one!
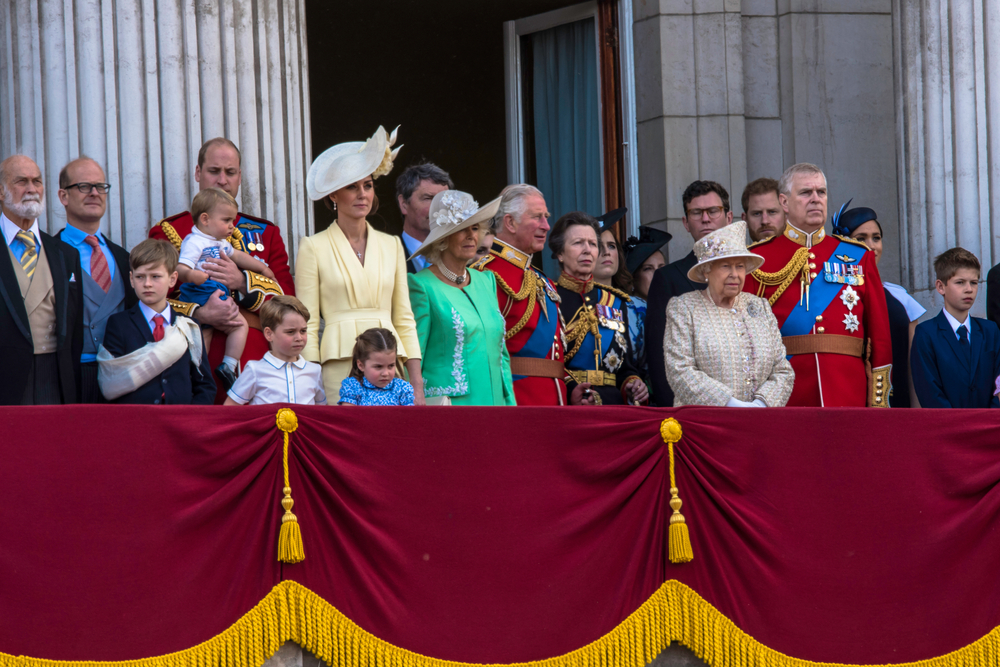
[511,271,559,379]
[780,240,866,338]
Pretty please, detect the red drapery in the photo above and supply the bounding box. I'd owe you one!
[1,406,999,665]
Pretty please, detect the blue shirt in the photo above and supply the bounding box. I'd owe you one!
[1,211,40,260]
[338,376,415,406]
[59,224,116,280]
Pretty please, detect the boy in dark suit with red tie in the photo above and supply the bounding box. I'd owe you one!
[101,239,215,404]
[911,247,1000,408]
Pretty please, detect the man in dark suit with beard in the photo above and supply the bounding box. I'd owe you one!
[644,180,733,406]
[0,154,82,404]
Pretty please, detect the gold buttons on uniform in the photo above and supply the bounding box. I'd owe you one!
[809,253,816,259]
[815,315,823,322]
[810,272,818,279]
[817,327,825,333]
[809,263,817,269]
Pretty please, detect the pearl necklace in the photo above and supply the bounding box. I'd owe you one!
[438,262,467,285]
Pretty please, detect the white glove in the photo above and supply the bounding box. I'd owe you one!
[726,396,755,408]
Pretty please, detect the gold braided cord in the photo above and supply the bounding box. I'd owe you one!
[562,304,601,363]
[750,247,811,305]
[490,269,538,340]
[158,220,183,250]
[4,578,1000,667]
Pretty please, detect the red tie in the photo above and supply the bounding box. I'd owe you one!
[152,314,165,342]
[84,235,112,292]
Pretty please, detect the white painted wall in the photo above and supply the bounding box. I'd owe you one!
[0,0,313,265]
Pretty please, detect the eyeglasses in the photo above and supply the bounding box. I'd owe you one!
[685,206,726,220]
[64,182,112,195]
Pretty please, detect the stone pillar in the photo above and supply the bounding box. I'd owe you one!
[0,0,313,263]
[894,0,1000,311]
[633,0,747,261]
[742,1,900,280]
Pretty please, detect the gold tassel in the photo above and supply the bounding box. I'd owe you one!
[661,418,693,563]
[276,408,304,564]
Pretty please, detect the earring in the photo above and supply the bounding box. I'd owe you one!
[332,200,337,211]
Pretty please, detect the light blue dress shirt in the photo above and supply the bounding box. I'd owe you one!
[59,224,116,280]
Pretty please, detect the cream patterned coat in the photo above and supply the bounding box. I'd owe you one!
[664,290,794,407]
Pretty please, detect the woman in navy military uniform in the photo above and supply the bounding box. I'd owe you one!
[549,212,648,406]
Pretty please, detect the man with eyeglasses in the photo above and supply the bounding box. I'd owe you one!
[53,157,137,402]
[645,180,733,406]
[0,154,83,404]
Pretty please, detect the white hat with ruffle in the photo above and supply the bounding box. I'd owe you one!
[306,126,402,201]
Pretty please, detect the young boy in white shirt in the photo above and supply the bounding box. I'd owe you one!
[224,295,326,405]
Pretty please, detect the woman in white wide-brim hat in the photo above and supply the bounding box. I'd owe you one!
[406,190,515,406]
[295,126,425,403]
[663,220,794,407]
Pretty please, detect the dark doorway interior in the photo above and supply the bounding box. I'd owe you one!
[305,0,581,235]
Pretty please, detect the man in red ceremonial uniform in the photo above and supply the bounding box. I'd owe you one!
[149,138,292,402]
[744,163,892,407]
[473,185,594,406]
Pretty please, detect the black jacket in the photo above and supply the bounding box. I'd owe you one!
[644,251,706,407]
[102,304,215,405]
[0,231,82,404]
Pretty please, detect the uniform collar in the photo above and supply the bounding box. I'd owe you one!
[557,272,595,294]
[783,222,826,248]
[491,239,531,270]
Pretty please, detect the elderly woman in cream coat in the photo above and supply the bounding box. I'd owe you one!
[296,126,425,403]
[664,221,794,407]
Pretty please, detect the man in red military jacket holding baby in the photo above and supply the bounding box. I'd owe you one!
[744,163,892,407]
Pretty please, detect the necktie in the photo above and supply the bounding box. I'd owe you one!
[84,235,111,292]
[152,314,165,342]
[958,324,969,345]
[15,230,36,278]
[957,324,971,365]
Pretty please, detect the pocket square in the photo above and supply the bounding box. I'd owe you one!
[69,273,76,283]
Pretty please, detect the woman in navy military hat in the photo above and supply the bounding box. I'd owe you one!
[832,203,926,407]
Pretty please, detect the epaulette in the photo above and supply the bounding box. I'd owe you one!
[155,214,188,250]
[167,299,196,317]
[471,254,494,271]
[747,234,778,249]
[831,234,871,251]
[595,281,632,303]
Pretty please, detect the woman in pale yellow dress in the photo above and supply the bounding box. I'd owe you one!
[296,126,425,403]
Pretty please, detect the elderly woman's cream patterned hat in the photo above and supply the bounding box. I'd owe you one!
[409,190,501,260]
[306,126,402,201]
[686,220,765,283]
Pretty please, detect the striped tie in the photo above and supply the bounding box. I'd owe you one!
[84,235,112,292]
[15,230,36,278]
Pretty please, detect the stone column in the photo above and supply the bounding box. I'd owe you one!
[633,0,747,261]
[894,0,1000,311]
[0,0,313,263]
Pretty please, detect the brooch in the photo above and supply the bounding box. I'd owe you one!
[835,254,856,263]
[843,313,860,333]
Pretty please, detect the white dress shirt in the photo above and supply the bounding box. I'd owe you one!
[1,210,40,254]
[942,307,972,343]
[227,351,327,405]
[137,301,173,334]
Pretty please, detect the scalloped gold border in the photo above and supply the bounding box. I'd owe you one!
[3,580,997,667]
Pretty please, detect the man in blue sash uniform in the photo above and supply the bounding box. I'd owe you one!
[744,163,892,407]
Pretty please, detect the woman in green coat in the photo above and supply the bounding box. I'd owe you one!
[407,190,515,406]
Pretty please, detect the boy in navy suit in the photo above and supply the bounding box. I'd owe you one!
[101,239,215,404]
[911,247,1000,408]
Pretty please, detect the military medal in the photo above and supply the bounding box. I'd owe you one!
[842,313,860,332]
[824,261,864,286]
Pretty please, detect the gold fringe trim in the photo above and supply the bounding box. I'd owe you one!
[4,579,1000,667]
